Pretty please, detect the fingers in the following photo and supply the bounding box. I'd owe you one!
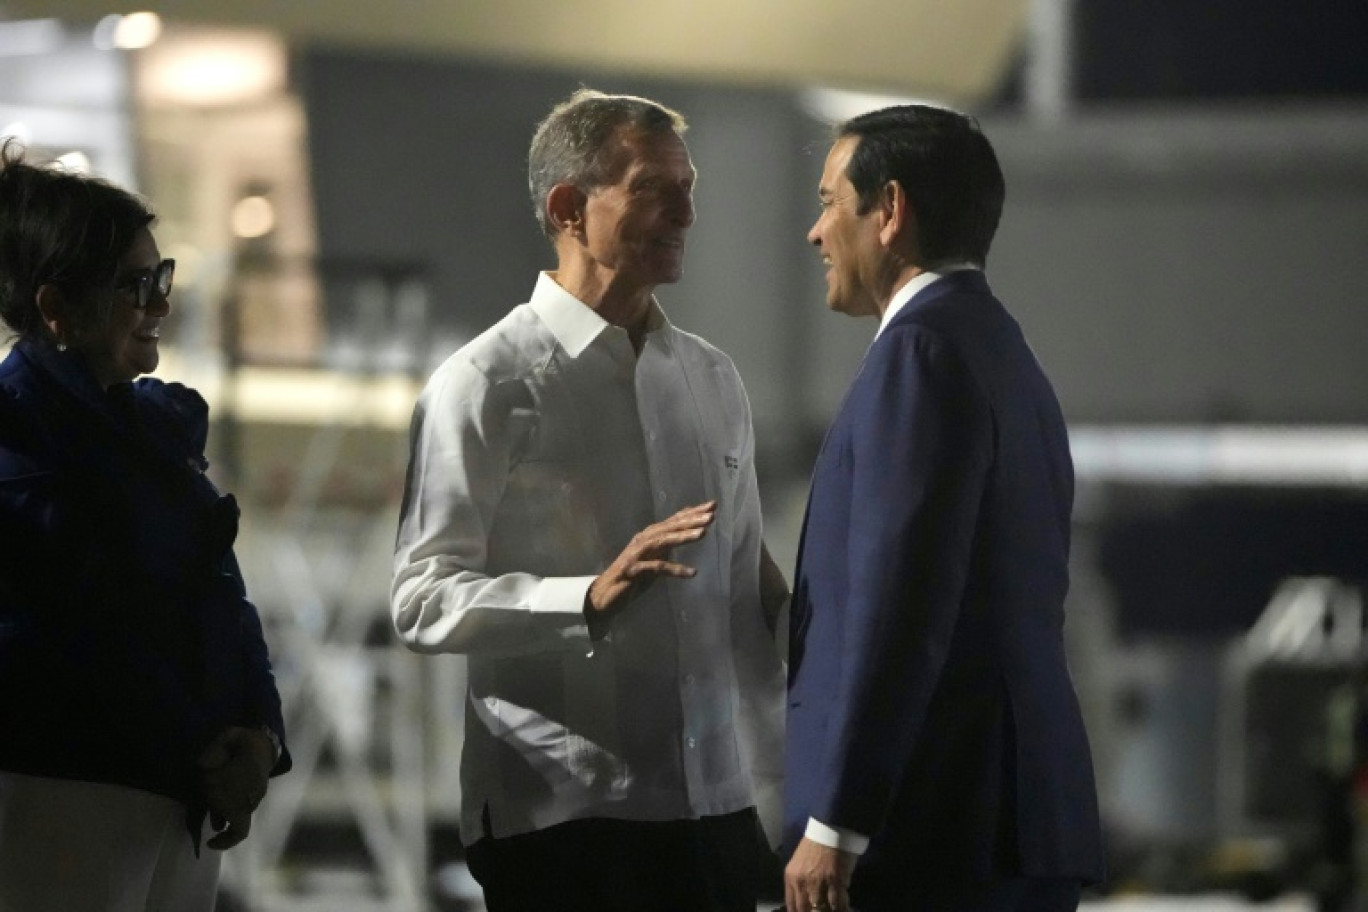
[204,782,265,817]
[784,839,852,912]
[633,503,715,558]
[643,503,714,539]
[809,877,846,912]
[784,881,844,912]
[204,771,268,814]
[643,501,715,538]
[202,742,272,819]
[204,766,265,850]
[623,559,698,581]
[667,500,716,520]
[588,501,718,614]
[633,527,709,565]
[785,884,834,912]
[784,862,804,911]
[206,811,251,850]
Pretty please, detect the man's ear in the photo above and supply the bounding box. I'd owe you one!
[35,284,69,342]
[546,183,586,239]
[878,180,912,249]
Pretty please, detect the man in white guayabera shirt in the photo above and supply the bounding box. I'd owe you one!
[391,88,787,912]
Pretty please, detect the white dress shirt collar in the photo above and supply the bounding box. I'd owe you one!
[529,271,667,357]
[875,264,979,339]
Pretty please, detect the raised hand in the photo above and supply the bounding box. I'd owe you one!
[587,501,716,617]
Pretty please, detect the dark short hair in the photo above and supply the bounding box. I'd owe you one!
[839,105,1004,267]
[528,88,687,240]
[0,140,154,342]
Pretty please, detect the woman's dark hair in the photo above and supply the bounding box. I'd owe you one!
[0,139,154,341]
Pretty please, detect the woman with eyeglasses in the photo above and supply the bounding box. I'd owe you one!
[0,143,290,911]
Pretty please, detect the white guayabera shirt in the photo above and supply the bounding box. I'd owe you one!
[392,272,784,846]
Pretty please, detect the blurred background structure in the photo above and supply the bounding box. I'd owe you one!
[2,0,1367,909]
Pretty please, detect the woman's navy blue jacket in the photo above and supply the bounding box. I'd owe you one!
[0,337,289,819]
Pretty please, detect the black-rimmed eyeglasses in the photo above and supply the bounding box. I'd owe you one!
[116,258,175,310]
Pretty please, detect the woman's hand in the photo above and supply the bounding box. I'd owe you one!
[197,726,276,849]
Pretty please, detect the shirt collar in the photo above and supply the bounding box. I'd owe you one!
[875,264,979,339]
[528,271,668,358]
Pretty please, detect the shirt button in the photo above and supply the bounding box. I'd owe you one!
[684,674,695,686]
[648,430,657,441]
[657,490,667,502]
[686,737,697,749]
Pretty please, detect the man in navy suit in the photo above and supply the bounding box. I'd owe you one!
[782,105,1105,912]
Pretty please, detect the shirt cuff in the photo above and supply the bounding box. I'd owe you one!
[805,818,870,855]
[530,575,597,646]
[529,575,596,617]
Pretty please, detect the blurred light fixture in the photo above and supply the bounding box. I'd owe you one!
[0,18,63,57]
[115,12,162,49]
[1070,425,1368,486]
[137,28,286,107]
[231,194,276,239]
[92,12,162,51]
[799,87,950,125]
[54,151,92,173]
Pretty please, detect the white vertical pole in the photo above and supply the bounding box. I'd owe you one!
[1026,0,1075,123]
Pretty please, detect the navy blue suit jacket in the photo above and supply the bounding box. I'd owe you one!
[784,271,1104,892]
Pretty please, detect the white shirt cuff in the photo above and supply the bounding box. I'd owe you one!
[805,818,870,855]
[529,575,597,617]
[529,575,597,645]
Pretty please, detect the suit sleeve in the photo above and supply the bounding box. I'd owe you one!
[811,326,992,836]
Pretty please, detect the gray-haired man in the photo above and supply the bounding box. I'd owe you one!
[392,88,786,911]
